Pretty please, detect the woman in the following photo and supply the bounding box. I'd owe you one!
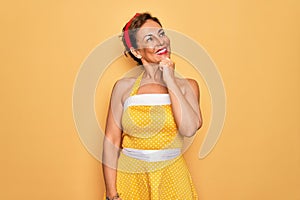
[102,12,202,200]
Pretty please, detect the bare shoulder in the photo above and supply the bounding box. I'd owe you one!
[113,77,135,91]
[175,77,200,98]
[175,77,199,90]
[111,76,137,104]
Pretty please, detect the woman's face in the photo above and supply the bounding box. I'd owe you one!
[135,19,171,64]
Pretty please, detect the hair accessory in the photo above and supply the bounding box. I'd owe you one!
[124,13,140,49]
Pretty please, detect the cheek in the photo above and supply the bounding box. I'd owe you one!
[140,48,161,62]
[141,48,155,56]
[165,37,170,46]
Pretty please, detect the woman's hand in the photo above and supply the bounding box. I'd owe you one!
[159,57,175,85]
[158,57,202,137]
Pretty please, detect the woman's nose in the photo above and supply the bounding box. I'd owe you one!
[154,35,164,46]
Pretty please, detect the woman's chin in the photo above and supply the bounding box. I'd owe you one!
[157,53,170,60]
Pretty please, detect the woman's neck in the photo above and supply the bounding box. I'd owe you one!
[142,63,164,83]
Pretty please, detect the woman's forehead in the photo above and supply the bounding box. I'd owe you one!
[140,19,161,28]
[136,20,162,36]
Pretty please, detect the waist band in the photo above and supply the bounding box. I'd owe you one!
[122,148,181,162]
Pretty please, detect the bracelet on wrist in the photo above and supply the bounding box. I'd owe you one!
[106,192,119,200]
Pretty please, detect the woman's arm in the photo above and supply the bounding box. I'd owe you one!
[160,59,203,137]
[102,80,124,199]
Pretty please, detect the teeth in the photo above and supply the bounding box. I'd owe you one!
[156,48,166,54]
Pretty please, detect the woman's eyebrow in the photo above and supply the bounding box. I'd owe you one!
[142,28,163,40]
[143,33,153,39]
[158,28,164,33]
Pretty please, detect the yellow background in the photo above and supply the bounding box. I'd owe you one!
[1,0,299,199]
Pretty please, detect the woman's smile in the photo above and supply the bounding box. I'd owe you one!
[155,47,168,55]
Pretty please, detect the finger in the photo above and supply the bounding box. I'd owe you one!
[159,61,167,68]
[163,58,175,68]
[159,60,171,67]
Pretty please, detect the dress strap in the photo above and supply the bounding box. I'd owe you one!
[129,71,144,96]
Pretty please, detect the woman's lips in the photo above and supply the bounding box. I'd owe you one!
[156,48,168,55]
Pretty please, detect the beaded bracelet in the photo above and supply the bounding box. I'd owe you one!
[106,193,120,200]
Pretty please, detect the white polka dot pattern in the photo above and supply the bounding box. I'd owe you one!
[104,71,198,199]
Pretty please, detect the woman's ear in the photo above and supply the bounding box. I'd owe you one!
[130,47,142,59]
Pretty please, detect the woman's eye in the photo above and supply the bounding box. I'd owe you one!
[159,31,165,37]
[146,36,153,42]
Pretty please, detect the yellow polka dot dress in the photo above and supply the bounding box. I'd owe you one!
[106,71,198,200]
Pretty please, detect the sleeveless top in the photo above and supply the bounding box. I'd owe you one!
[121,71,184,151]
[113,72,199,199]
